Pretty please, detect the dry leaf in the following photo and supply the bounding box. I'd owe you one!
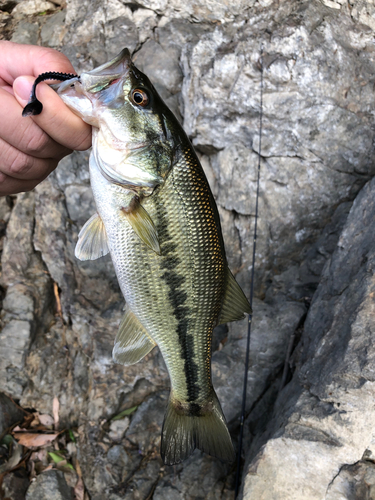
[56,460,74,472]
[29,413,41,428]
[53,282,63,320]
[0,439,23,474]
[21,413,35,428]
[53,397,60,430]
[29,458,36,480]
[74,475,85,500]
[13,433,59,448]
[39,414,55,427]
[74,457,85,499]
[75,458,83,479]
[35,462,52,474]
[30,449,48,463]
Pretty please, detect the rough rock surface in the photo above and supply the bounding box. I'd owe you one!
[25,470,73,500]
[242,176,375,499]
[1,468,29,500]
[1,0,375,499]
[0,393,25,435]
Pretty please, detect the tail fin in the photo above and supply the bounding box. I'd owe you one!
[161,391,235,465]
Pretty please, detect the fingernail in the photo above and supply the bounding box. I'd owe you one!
[13,77,33,104]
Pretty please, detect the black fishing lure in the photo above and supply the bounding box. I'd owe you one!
[22,71,78,117]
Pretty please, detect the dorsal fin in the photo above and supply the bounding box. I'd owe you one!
[75,213,109,261]
[217,269,252,325]
[113,306,157,366]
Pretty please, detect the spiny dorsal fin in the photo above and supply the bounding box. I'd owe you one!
[121,199,161,255]
[75,213,109,261]
[113,306,157,366]
[217,269,252,325]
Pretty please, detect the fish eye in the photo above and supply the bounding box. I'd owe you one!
[131,88,149,107]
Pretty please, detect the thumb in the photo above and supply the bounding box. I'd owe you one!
[13,75,33,106]
[13,75,92,151]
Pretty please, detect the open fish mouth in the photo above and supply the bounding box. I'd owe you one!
[22,49,132,116]
[78,48,131,94]
[87,48,131,76]
[55,49,132,97]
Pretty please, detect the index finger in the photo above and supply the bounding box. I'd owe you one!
[0,41,76,84]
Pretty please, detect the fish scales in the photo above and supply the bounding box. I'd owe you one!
[25,48,252,464]
[92,144,225,406]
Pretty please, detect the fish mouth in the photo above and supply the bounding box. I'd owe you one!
[53,48,132,95]
[88,48,132,76]
[52,76,80,93]
[80,49,132,93]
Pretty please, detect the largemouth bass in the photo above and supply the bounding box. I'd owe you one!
[23,49,251,465]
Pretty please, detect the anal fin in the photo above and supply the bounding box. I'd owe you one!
[113,306,156,366]
[75,213,109,261]
[217,269,252,325]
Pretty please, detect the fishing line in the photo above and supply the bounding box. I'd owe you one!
[234,45,264,499]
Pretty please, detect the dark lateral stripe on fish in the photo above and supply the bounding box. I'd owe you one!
[156,196,200,403]
[188,402,202,416]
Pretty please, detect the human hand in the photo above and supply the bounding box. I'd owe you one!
[0,41,92,196]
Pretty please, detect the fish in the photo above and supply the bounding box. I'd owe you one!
[23,48,251,465]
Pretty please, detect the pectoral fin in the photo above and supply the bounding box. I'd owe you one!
[113,306,157,366]
[122,201,161,255]
[75,213,109,261]
[217,269,252,325]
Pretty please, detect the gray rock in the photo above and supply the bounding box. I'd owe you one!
[0,0,23,12]
[1,468,29,500]
[242,176,375,498]
[103,16,138,60]
[213,297,305,424]
[40,10,66,47]
[11,20,39,50]
[106,445,130,468]
[134,39,183,97]
[0,197,11,223]
[265,201,353,303]
[0,320,32,393]
[0,393,24,435]
[53,151,91,191]
[64,184,95,226]
[153,454,234,500]
[26,470,73,500]
[299,176,375,399]
[125,392,167,454]
[350,0,375,30]
[180,0,375,289]
[111,459,161,500]
[0,193,53,396]
[326,461,375,500]
[12,0,56,18]
[132,0,254,22]
[108,417,130,441]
